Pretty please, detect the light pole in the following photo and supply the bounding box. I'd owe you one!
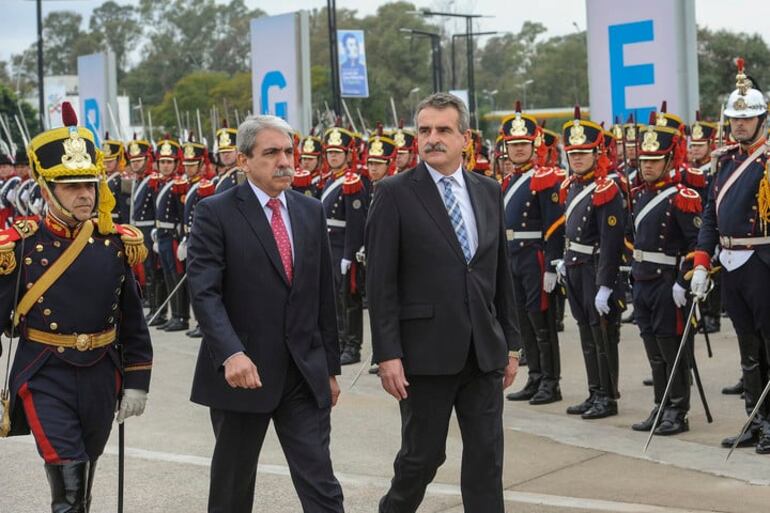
[451,31,497,90]
[400,28,443,92]
[572,21,582,105]
[327,0,342,116]
[420,10,491,129]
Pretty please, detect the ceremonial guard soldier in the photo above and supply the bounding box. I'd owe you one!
[321,126,367,365]
[0,102,152,512]
[102,134,129,224]
[392,121,418,173]
[292,133,323,197]
[628,117,701,435]
[558,107,626,419]
[12,151,38,223]
[129,136,166,324]
[655,104,707,197]
[213,123,242,193]
[177,137,215,338]
[691,59,770,453]
[152,135,188,332]
[1,157,22,225]
[492,133,513,179]
[500,104,565,405]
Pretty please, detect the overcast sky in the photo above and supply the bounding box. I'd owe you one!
[3,0,770,65]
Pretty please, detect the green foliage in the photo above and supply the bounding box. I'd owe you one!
[0,83,40,147]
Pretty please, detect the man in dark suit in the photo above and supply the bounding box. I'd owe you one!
[365,92,520,513]
[187,114,344,513]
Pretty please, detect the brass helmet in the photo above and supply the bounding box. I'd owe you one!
[27,101,115,233]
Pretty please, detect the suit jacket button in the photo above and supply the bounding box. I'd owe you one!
[467,267,473,272]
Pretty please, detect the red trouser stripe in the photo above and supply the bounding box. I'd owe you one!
[18,383,61,464]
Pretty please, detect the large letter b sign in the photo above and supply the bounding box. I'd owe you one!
[608,20,655,122]
[260,71,288,120]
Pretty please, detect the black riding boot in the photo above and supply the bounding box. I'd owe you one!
[528,310,561,405]
[567,324,601,414]
[45,461,89,513]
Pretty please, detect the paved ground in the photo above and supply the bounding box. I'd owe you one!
[2,307,769,513]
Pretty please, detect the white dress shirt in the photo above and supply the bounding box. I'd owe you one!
[425,162,479,258]
[248,180,294,261]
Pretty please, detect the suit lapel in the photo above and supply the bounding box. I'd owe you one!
[235,182,290,286]
[463,170,488,262]
[410,163,466,263]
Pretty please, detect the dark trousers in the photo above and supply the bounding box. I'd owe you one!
[722,255,770,422]
[379,351,505,513]
[332,248,363,349]
[157,235,189,320]
[566,263,620,398]
[207,361,343,513]
[509,250,560,386]
[19,355,119,464]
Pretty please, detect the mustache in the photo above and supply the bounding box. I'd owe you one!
[273,167,296,178]
[423,143,448,153]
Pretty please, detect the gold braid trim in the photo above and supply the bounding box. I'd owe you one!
[119,225,148,266]
[759,157,770,235]
[0,220,39,276]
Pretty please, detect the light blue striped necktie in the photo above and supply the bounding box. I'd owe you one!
[439,176,473,262]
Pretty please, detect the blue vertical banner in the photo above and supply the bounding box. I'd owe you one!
[77,52,117,143]
[586,0,698,126]
[338,30,370,98]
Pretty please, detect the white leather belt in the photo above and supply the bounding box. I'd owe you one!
[566,240,598,255]
[506,230,542,241]
[155,221,176,229]
[134,220,154,227]
[632,249,677,266]
[327,219,347,228]
[719,235,770,249]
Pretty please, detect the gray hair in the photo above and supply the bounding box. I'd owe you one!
[413,92,470,133]
[236,115,293,157]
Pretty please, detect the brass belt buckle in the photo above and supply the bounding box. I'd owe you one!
[75,334,91,351]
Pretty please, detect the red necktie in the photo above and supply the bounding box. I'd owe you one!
[267,198,293,284]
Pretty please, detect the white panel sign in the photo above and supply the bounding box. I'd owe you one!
[251,12,311,133]
[586,0,698,125]
[77,52,118,146]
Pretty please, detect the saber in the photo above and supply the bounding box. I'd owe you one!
[390,97,398,127]
[356,108,368,134]
[644,298,699,453]
[0,234,26,437]
[688,335,713,423]
[341,99,358,134]
[196,109,205,146]
[16,101,31,142]
[145,274,188,326]
[173,98,183,139]
[147,111,155,146]
[136,97,146,138]
[349,349,373,390]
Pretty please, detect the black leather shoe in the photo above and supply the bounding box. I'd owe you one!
[654,416,689,436]
[721,429,758,448]
[148,315,167,327]
[185,326,203,338]
[368,365,379,375]
[163,318,189,332]
[506,379,539,401]
[340,345,361,365]
[581,397,617,419]
[566,395,596,415]
[631,407,659,431]
[529,384,562,405]
[642,377,653,386]
[722,379,744,395]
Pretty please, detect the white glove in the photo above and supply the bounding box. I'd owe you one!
[152,241,159,254]
[340,258,352,275]
[150,228,158,243]
[690,266,709,300]
[176,237,187,261]
[116,389,148,424]
[554,259,566,284]
[672,282,688,308]
[543,272,557,293]
[355,246,366,263]
[594,285,612,316]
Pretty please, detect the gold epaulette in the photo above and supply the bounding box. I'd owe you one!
[113,224,148,266]
[0,220,39,275]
